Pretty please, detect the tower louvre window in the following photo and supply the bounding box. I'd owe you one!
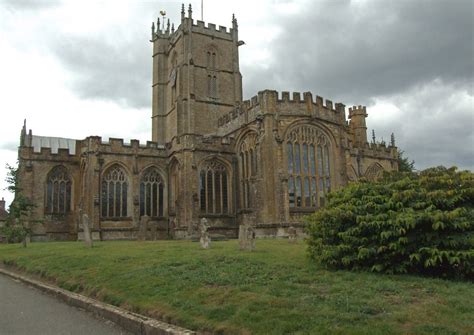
[45,165,72,215]
[286,126,332,209]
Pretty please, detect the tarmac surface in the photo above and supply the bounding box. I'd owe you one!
[0,274,131,335]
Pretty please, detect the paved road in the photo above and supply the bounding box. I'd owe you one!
[0,274,131,335]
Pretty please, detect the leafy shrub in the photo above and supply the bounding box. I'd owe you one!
[306,167,474,280]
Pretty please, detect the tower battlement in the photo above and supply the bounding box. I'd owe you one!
[151,3,237,42]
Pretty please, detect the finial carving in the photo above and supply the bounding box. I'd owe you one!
[188,3,192,19]
[151,22,155,38]
[390,133,395,147]
[372,129,376,144]
[171,23,175,33]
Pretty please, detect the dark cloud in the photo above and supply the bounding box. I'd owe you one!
[239,0,473,170]
[243,0,473,104]
[367,80,473,170]
[51,33,151,109]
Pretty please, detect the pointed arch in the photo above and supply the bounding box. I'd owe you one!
[237,131,258,209]
[101,164,129,218]
[284,124,333,209]
[139,166,165,217]
[45,165,72,214]
[364,162,385,181]
[198,157,232,215]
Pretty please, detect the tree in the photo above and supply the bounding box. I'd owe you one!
[397,149,415,172]
[1,163,35,247]
[306,166,474,280]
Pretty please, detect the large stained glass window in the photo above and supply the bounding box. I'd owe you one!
[286,126,331,209]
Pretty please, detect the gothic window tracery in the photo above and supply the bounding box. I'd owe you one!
[238,133,257,209]
[139,167,164,217]
[364,163,385,181]
[286,126,331,209]
[199,160,229,214]
[45,166,72,214]
[101,165,128,218]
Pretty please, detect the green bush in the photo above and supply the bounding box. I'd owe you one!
[306,166,474,280]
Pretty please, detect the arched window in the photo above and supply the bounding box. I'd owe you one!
[206,50,217,69]
[101,165,128,218]
[140,167,164,217]
[238,133,257,209]
[199,160,229,214]
[45,166,71,214]
[286,126,331,209]
[364,163,385,181]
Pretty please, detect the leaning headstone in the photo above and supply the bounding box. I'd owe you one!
[239,224,256,251]
[138,215,150,241]
[288,226,297,243]
[82,213,93,248]
[199,217,211,249]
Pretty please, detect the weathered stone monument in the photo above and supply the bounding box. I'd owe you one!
[239,224,256,251]
[288,225,297,243]
[138,215,150,241]
[81,211,93,248]
[199,218,211,249]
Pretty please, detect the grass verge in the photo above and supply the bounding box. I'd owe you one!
[0,240,472,334]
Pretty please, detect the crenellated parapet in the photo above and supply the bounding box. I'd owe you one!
[150,3,237,43]
[217,90,347,135]
[79,137,167,157]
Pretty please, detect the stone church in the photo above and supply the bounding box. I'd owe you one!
[17,5,398,241]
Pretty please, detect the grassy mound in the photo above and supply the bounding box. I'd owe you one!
[0,240,473,334]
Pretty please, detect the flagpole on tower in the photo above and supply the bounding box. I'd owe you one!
[201,0,204,21]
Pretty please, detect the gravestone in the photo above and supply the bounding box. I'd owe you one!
[138,215,150,241]
[288,225,297,243]
[239,224,256,251]
[81,213,93,248]
[199,217,211,249]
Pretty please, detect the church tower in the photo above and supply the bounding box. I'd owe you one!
[151,4,243,144]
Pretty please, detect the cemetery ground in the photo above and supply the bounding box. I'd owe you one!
[0,240,472,334]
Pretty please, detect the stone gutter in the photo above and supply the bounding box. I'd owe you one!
[0,267,195,335]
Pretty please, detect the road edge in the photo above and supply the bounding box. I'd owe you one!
[0,267,195,335]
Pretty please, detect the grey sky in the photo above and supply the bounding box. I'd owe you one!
[0,0,473,206]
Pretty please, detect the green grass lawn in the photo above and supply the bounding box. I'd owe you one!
[0,240,472,334]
